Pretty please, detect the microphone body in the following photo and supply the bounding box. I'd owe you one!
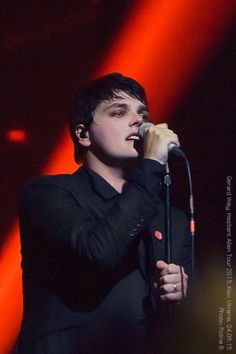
[138,123,185,157]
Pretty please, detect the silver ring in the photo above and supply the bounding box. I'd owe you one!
[173,283,177,292]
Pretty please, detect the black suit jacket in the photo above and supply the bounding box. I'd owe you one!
[16,160,191,354]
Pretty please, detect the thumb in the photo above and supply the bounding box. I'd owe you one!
[156,260,168,269]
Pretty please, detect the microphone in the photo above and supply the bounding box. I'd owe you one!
[138,123,185,158]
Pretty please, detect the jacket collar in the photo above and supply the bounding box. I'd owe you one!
[73,166,119,200]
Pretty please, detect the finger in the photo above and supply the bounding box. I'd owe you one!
[156,123,168,128]
[158,263,181,276]
[160,272,189,285]
[160,283,182,294]
[154,280,188,292]
[160,281,188,294]
[160,291,185,302]
[156,260,168,270]
[147,127,176,140]
[162,283,188,299]
[160,274,181,285]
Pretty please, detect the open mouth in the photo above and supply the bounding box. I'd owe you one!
[126,135,140,141]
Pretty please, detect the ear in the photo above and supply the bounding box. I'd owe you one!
[74,124,91,147]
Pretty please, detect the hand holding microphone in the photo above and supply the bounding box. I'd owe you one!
[138,123,185,163]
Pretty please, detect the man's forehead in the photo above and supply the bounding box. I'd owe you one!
[96,92,147,112]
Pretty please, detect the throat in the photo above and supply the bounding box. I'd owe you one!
[105,174,127,193]
[94,168,127,193]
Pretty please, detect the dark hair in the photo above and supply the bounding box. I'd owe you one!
[69,72,148,163]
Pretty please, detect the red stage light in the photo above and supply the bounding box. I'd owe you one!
[7,129,27,143]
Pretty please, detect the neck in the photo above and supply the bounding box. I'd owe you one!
[84,154,136,193]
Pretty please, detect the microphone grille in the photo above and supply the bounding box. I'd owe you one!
[138,122,153,138]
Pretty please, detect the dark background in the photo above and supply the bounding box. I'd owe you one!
[1,1,235,351]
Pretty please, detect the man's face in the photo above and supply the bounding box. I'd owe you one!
[88,91,149,164]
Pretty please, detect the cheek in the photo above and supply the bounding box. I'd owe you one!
[90,124,122,149]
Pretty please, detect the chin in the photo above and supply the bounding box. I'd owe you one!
[120,150,140,160]
[120,154,141,165]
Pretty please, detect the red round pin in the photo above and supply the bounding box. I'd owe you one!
[154,230,163,240]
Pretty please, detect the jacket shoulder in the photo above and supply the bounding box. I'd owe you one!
[21,168,86,192]
[23,173,73,188]
[19,169,91,214]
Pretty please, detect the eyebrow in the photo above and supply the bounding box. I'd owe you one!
[103,102,148,112]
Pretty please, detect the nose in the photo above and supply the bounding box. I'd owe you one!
[128,112,143,127]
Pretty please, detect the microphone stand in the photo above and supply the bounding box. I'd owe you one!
[164,162,172,265]
[164,162,173,325]
[155,162,173,353]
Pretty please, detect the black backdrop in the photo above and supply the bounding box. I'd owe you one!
[1,1,235,351]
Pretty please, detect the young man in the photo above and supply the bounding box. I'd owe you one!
[17,73,191,354]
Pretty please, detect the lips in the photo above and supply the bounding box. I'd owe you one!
[126,133,140,141]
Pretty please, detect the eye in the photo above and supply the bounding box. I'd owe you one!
[139,112,149,122]
[111,110,125,118]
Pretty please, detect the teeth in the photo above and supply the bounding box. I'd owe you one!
[127,135,140,140]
